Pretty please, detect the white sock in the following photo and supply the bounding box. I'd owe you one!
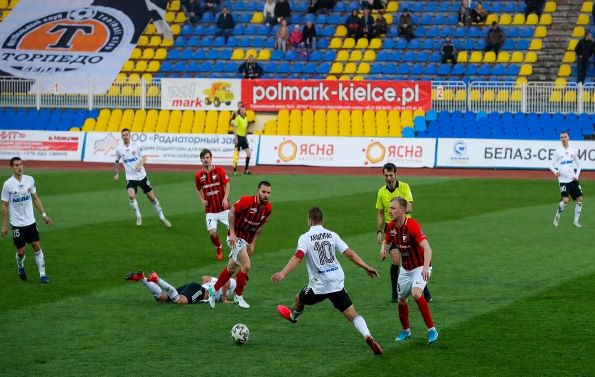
[557,201,566,214]
[141,278,163,299]
[129,199,141,217]
[15,253,25,268]
[291,308,303,321]
[34,250,46,277]
[151,198,165,220]
[352,315,371,338]
[156,277,179,301]
[574,202,583,223]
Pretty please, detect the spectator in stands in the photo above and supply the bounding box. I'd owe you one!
[216,6,235,44]
[238,55,264,79]
[275,19,290,52]
[307,0,317,14]
[274,0,291,25]
[458,0,470,26]
[184,0,203,25]
[360,8,375,41]
[302,21,317,50]
[361,0,384,11]
[440,36,457,65]
[346,9,362,40]
[263,0,276,26]
[524,0,545,19]
[315,0,336,13]
[575,32,594,83]
[398,10,415,42]
[290,24,303,49]
[373,10,388,37]
[470,1,488,24]
[203,0,220,16]
[484,21,505,55]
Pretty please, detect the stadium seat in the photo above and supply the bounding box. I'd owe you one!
[529,39,542,50]
[540,14,552,25]
[558,65,571,77]
[572,26,585,38]
[581,2,593,12]
[577,14,589,26]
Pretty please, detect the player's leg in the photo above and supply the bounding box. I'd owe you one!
[12,226,27,280]
[554,183,570,227]
[147,272,180,302]
[213,255,239,293]
[411,267,438,344]
[126,270,167,300]
[395,268,413,341]
[144,182,171,227]
[31,239,49,283]
[127,185,142,225]
[335,291,383,355]
[389,251,399,302]
[206,212,224,260]
[574,196,583,227]
[243,147,252,174]
[232,144,239,174]
[232,245,251,308]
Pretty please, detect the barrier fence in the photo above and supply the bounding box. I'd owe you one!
[1,77,595,114]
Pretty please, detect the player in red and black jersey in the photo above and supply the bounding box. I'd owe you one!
[210,181,272,309]
[195,149,231,260]
[381,196,439,344]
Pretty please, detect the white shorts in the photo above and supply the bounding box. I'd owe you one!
[205,210,229,231]
[208,277,237,301]
[226,237,248,264]
[397,266,432,299]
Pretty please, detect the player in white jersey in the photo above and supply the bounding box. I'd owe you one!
[200,276,237,303]
[271,207,383,355]
[1,157,51,283]
[549,131,584,227]
[114,128,171,227]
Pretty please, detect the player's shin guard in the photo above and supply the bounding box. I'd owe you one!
[574,201,583,223]
[129,199,141,216]
[155,277,179,301]
[151,198,165,220]
[352,315,372,338]
[213,268,232,291]
[235,270,247,296]
[415,296,434,329]
[142,279,163,299]
[34,250,46,277]
[398,302,410,330]
[390,264,399,300]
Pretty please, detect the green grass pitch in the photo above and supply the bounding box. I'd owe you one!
[0,169,593,377]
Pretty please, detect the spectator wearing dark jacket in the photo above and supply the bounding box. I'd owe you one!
[360,8,375,40]
[216,6,235,43]
[274,0,291,24]
[398,10,415,42]
[524,0,545,19]
[373,11,388,36]
[471,1,488,24]
[238,55,264,79]
[345,9,362,40]
[302,21,317,50]
[485,21,504,55]
[441,37,457,65]
[575,32,594,83]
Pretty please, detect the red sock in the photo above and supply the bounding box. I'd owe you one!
[209,234,222,248]
[214,268,232,291]
[398,302,410,330]
[235,270,247,295]
[415,296,434,329]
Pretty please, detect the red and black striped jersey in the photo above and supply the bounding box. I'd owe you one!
[231,195,272,244]
[195,166,230,214]
[385,218,429,270]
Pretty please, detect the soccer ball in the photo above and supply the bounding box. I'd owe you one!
[231,323,249,345]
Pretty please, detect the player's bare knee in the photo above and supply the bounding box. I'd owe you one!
[576,197,583,203]
[31,242,41,252]
[411,289,423,301]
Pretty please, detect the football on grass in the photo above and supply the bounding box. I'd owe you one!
[231,323,249,345]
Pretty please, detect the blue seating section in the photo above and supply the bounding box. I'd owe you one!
[0,108,97,131]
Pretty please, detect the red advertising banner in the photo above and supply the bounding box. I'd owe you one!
[241,79,432,111]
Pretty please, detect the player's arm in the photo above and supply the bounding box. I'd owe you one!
[376,208,385,244]
[228,206,237,246]
[271,252,303,283]
[574,151,581,180]
[549,151,561,176]
[135,155,146,172]
[222,181,230,209]
[419,239,432,281]
[1,200,8,237]
[344,248,379,278]
[196,187,208,208]
[32,193,52,225]
[248,225,265,256]
[113,155,120,181]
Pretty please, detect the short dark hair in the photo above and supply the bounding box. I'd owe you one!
[491,21,497,26]
[383,162,397,173]
[200,149,212,158]
[560,130,569,136]
[9,157,21,166]
[258,180,272,188]
[121,128,130,134]
[308,207,323,223]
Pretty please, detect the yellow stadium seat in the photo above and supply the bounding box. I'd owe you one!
[529,39,542,50]
[369,38,382,49]
[351,109,364,136]
[204,111,218,134]
[572,26,585,38]
[142,48,155,60]
[384,14,393,25]
[107,86,120,96]
[376,110,388,136]
[147,85,160,97]
[400,110,413,128]
[511,90,522,101]
[342,38,355,49]
[246,110,255,123]
[510,51,524,63]
[168,0,181,11]
[470,89,481,101]
[577,14,589,26]
[563,52,576,63]
[145,24,156,34]
[534,26,547,38]
[362,50,376,61]
[144,109,158,133]
[330,62,343,74]
[486,14,499,25]
[107,109,123,132]
[155,110,170,133]
[339,74,350,80]
[349,50,363,61]
[120,85,134,96]
[512,14,525,25]
[131,110,146,132]
[457,51,468,63]
[95,109,110,131]
[120,109,135,129]
[326,110,338,136]
[357,62,370,74]
[335,25,347,37]
[483,51,496,63]
[148,35,161,47]
[82,118,96,132]
[564,91,576,103]
[115,73,127,82]
[554,78,567,88]
[526,14,538,25]
[386,1,398,12]
[130,48,142,59]
[133,60,148,72]
[496,90,509,102]
[245,49,258,59]
[192,110,206,133]
[499,13,512,25]
[263,120,277,135]
[482,90,495,101]
[455,90,466,101]
[122,60,134,72]
[289,109,302,135]
[302,109,314,136]
[175,12,187,23]
[544,1,556,12]
[519,64,533,76]
[216,111,230,134]
[137,36,149,47]
[356,38,368,49]
[581,2,593,13]
[558,65,571,77]
[353,75,364,81]
[231,49,244,60]
[568,39,578,51]
[160,37,173,48]
[540,14,552,25]
[277,109,289,135]
[524,51,537,63]
[147,60,160,73]
[313,110,326,136]
[165,12,175,23]
[133,86,143,97]
[496,51,510,63]
[329,37,342,49]
[388,110,401,136]
[515,77,527,86]
[171,24,181,36]
[167,110,182,133]
[469,51,482,63]
[154,48,167,60]
[128,73,141,84]
[257,49,270,60]
[338,110,350,136]
[325,75,337,80]
[251,12,264,23]
[343,63,357,74]
[336,50,349,61]
[0,0,9,8]
[585,92,591,103]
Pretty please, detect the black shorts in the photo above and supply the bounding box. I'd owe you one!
[559,181,583,200]
[176,283,206,304]
[126,176,153,194]
[298,287,353,312]
[11,223,40,249]
[236,136,249,150]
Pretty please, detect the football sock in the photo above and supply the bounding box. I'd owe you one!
[15,253,25,268]
[244,157,250,172]
[235,270,247,295]
[398,302,410,330]
[232,149,239,171]
[415,296,434,329]
[129,199,141,217]
[213,268,232,291]
[557,200,566,214]
[155,277,179,301]
[390,264,399,299]
[34,250,46,277]
[141,278,163,299]
[210,234,222,248]
[291,308,304,321]
[352,315,371,338]
[574,202,583,223]
[151,198,165,220]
